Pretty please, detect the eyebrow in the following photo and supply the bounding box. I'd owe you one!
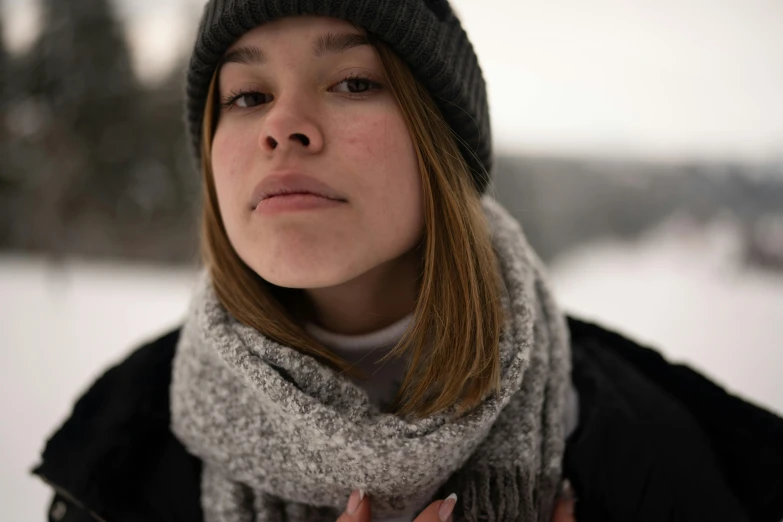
[221,32,370,67]
[313,32,370,57]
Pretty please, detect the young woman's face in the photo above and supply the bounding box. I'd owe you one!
[212,16,423,290]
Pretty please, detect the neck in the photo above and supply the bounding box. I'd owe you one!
[302,248,421,335]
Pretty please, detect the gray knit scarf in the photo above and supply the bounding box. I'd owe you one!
[170,196,571,522]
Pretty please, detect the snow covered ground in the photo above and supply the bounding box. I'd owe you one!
[2,216,782,519]
[550,214,783,416]
[2,259,198,520]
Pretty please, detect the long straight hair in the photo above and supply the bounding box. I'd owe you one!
[199,34,506,420]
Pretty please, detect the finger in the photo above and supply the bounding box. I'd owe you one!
[413,493,458,522]
[336,490,371,522]
[551,479,576,522]
[551,496,576,522]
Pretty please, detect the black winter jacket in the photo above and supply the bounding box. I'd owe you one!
[32,316,783,522]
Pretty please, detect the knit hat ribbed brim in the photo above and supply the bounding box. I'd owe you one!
[185,0,492,193]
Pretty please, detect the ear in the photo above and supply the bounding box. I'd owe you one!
[422,0,453,21]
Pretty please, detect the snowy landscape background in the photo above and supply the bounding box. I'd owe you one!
[2,0,782,519]
[3,224,782,520]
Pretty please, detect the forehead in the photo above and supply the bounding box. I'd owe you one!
[225,16,363,53]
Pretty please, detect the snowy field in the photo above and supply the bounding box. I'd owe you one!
[2,216,782,520]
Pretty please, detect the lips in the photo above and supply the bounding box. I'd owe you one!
[251,172,346,209]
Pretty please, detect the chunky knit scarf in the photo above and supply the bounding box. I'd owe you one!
[170,196,571,522]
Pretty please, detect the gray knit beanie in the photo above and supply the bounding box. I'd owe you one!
[185,0,493,194]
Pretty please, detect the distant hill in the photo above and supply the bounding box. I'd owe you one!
[491,155,783,271]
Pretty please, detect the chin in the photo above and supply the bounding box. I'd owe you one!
[252,260,360,290]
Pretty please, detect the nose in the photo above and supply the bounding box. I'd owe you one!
[259,95,324,155]
[265,133,310,149]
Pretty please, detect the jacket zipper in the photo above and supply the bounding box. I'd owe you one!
[36,473,108,522]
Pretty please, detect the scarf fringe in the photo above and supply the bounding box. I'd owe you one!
[427,464,539,522]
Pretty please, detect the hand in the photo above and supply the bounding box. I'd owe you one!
[336,481,576,522]
[551,479,577,522]
[335,490,457,522]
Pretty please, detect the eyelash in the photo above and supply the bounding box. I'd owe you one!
[219,73,382,110]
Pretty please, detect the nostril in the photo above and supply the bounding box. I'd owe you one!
[266,136,278,149]
[292,133,310,146]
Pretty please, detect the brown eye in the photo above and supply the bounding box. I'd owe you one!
[340,78,371,93]
[235,92,270,108]
[332,76,381,95]
[220,90,271,110]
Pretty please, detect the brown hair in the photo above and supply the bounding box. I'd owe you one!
[199,35,506,420]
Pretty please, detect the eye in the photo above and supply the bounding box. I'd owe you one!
[331,74,381,95]
[220,89,271,110]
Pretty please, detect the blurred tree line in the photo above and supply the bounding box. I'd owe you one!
[492,156,783,271]
[0,0,781,270]
[0,0,198,264]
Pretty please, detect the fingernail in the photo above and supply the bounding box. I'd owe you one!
[561,479,574,500]
[346,489,364,515]
[561,479,575,514]
[438,493,458,521]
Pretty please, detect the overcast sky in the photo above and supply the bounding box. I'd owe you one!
[3,0,783,164]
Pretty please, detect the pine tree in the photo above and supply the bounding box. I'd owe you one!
[25,0,141,256]
[0,14,6,82]
[0,14,11,246]
[0,11,10,132]
[32,0,139,166]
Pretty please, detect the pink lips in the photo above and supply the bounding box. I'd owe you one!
[251,172,346,215]
[256,193,345,214]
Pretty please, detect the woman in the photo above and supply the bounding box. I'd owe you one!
[32,1,783,521]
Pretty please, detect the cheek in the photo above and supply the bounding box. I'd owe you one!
[337,110,424,246]
[340,111,420,194]
[343,113,414,170]
[210,124,256,216]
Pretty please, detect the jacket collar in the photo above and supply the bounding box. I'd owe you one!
[31,329,203,521]
[566,317,783,522]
